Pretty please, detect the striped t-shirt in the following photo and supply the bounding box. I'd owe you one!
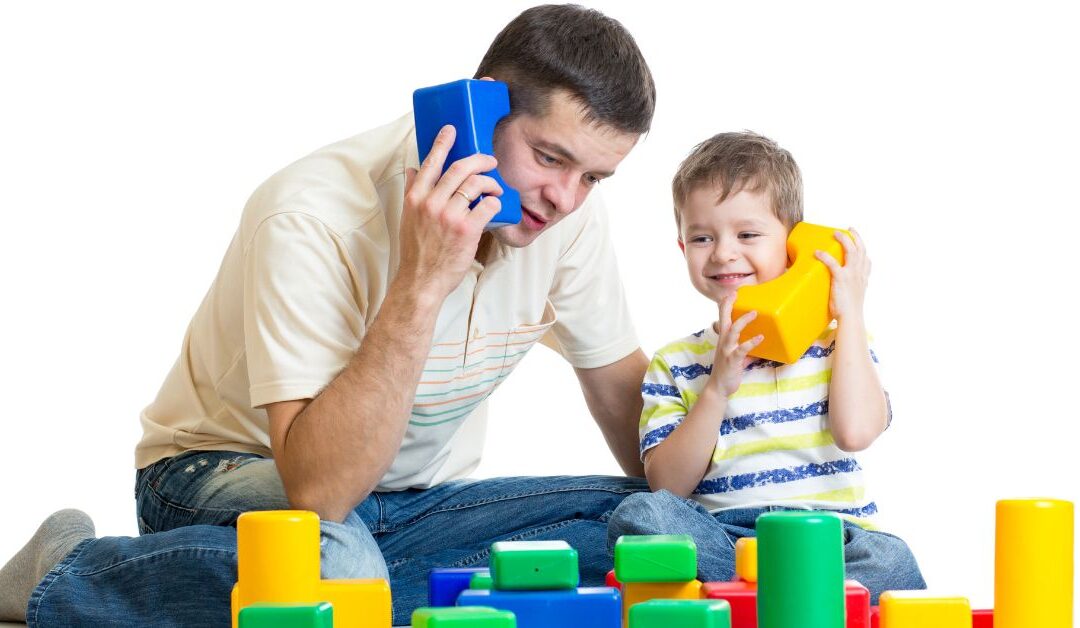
[640,324,884,523]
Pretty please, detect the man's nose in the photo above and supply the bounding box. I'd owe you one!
[545,172,578,216]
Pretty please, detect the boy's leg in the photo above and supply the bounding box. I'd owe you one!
[842,523,926,603]
[25,524,239,628]
[368,475,649,626]
[605,489,763,582]
[138,450,387,579]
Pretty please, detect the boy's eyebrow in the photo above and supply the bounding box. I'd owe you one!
[533,139,615,178]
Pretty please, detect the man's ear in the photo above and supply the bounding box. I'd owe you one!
[677,239,685,254]
[479,76,495,82]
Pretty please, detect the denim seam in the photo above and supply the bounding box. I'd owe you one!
[62,546,238,579]
[385,517,582,570]
[385,484,638,533]
[26,537,94,627]
[140,454,267,517]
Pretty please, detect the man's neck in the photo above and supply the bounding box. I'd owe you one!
[474,232,495,266]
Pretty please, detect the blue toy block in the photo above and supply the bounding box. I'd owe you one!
[429,567,492,607]
[457,586,621,628]
[413,79,523,230]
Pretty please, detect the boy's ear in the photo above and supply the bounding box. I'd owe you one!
[677,239,685,254]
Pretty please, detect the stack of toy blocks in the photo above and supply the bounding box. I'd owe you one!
[614,534,703,626]
[628,599,732,628]
[230,510,391,628]
[456,540,622,628]
[428,568,491,607]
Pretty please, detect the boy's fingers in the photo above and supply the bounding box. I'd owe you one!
[815,250,842,274]
[730,310,758,337]
[738,334,764,354]
[719,293,736,333]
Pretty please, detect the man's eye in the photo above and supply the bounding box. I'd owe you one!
[585,174,601,186]
[537,151,559,165]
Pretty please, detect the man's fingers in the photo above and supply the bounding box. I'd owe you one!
[415,125,457,191]
[466,196,503,230]
[432,153,499,204]
[450,174,503,209]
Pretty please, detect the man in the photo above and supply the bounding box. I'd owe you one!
[0,5,656,626]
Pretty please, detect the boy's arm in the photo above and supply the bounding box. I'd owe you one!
[644,385,729,497]
[816,228,888,451]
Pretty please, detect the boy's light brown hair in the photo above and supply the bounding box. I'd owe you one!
[672,131,803,233]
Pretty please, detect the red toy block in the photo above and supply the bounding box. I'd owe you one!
[605,569,621,591]
[972,609,993,627]
[845,581,871,628]
[870,606,879,628]
[702,581,757,628]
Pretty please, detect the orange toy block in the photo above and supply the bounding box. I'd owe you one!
[622,580,702,626]
[230,510,392,628]
[878,591,972,628]
[732,222,849,364]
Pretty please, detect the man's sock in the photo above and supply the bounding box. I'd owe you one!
[0,509,95,621]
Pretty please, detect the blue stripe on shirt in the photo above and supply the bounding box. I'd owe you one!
[694,457,863,494]
[642,382,681,398]
[720,400,829,435]
[641,422,680,452]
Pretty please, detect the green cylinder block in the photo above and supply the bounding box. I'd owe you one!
[489,540,579,590]
[412,606,517,627]
[614,534,698,583]
[629,599,731,628]
[756,511,845,628]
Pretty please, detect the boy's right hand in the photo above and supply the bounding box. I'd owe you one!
[710,294,764,397]
[398,125,504,300]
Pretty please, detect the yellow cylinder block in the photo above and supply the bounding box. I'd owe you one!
[236,510,321,606]
[994,498,1073,628]
[733,222,848,364]
[735,537,757,583]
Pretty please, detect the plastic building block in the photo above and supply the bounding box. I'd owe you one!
[845,581,871,628]
[994,499,1073,628]
[229,510,392,628]
[629,598,731,628]
[622,580,702,625]
[971,609,993,628]
[878,591,972,627]
[430,568,491,607]
[605,569,622,591]
[471,572,494,590]
[489,540,579,590]
[412,606,517,627]
[413,79,522,230]
[732,222,850,364]
[733,537,756,583]
[457,587,621,628]
[614,535,697,583]
[756,511,845,628]
[701,581,756,628]
[238,602,333,628]
[870,606,879,628]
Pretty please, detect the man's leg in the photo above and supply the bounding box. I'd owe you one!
[365,475,649,626]
[137,450,387,579]
[25,524,239,628]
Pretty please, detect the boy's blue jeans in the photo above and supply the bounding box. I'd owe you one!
[606,490,927,604]
[26,450,648,627]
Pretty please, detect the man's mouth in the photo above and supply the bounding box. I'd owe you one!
[520,206,549,231]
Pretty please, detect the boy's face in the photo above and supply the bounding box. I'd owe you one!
[490,90,639,248]
[679,185,790,303]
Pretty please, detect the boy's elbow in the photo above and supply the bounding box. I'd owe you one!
[832,424,882,452]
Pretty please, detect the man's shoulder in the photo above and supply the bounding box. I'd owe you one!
[239,113,416,238]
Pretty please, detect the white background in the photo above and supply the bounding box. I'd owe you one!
[1,0,1077,612]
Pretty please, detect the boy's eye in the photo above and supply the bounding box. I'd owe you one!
[690,235,713,244]
[738,232,761,240]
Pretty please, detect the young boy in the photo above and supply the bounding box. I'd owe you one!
[607,132,925,602]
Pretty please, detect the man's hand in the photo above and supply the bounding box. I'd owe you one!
[815,229,870,323]
[399,125,503,299]
[709,294,763,397]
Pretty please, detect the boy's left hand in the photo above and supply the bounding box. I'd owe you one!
[815,228,870,322]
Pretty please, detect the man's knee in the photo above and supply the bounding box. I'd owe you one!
[319,516,389,581]
[609,490,694,538]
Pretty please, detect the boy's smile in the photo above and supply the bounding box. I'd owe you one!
[679,185,791,303]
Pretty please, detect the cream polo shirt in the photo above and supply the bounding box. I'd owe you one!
[135,113,638,490]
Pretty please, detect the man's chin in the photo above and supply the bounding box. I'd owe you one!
[490,222,542,248]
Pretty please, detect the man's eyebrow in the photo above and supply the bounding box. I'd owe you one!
[533,139,615,178]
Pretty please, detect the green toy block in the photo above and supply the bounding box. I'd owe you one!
[238,602,333,628]
[757,512,845,628]
[470,571,494,590]
[629,599,732,628]
[614,534,698,583]
[412,605,517,627]
[489,540,579,590]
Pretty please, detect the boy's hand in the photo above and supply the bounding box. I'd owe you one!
[815,228,870,322]
[710,294,764,397]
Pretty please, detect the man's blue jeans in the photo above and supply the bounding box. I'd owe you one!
[606,490,927,604]
[26,450,648,627]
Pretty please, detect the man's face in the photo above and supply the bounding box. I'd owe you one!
[490,91,639,248]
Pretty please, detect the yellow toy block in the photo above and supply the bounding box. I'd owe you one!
[878,591,972,628]
[734,537,756,583]
[230,510,392,628]
[733,222,849,364]
[995,498,1074,628]
[622,580,702,626]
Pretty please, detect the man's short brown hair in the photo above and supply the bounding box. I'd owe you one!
[671,131,803,232]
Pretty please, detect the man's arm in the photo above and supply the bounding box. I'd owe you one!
[574,349,649,477]
[266,126,503,523]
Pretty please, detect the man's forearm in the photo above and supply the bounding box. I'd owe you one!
[277,276,442,522]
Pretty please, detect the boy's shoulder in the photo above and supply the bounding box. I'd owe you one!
[652,327,717,363]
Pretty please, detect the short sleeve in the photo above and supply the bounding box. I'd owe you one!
[541,194,639,369]
[243,212,367,408]
[639,351,688,460]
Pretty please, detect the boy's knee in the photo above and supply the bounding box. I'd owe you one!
[319,517,388,580]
